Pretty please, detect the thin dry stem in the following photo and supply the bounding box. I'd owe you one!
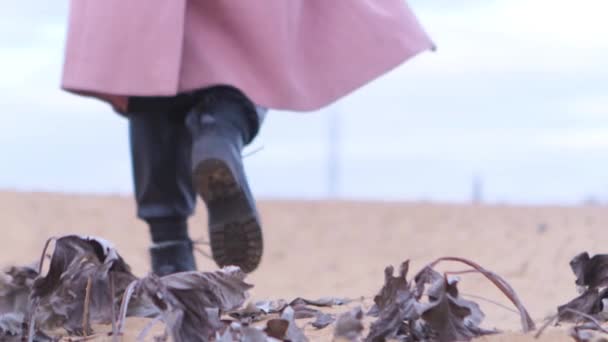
[110,273,119,342]
[117,280,139,334]
[83,276,93,336]
[425,256,536,332]
[26,298,38,342]
[136,315,163,341]
[564,309,608,334]
[460,292,520,315]
[535,308,608,339]
[533,313,558,339]
[37,236,57,275]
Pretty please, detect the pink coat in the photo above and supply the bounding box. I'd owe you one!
[61,0,434,113]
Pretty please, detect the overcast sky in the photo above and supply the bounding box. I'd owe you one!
[1,0,607,204]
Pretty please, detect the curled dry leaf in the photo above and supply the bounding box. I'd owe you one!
[0,312,23,338]
[570,252,608,289]
[311,312,335,329]
[415,267,495,342]
[557,252,608,324]
[131,267,252,342]
[30,235,136,333]
[366,261,418,341]
[0,265,38,315]
[425,257,535,333]
[290,297,350,307]
[334,307,364,341]
[256,299,288,314]
[229,302,266,324]
[291,303,320,319]
[0,312,54,342]
[229,299,288,323]
[558,289,607,322]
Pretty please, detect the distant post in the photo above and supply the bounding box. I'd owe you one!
[472,174,483,204]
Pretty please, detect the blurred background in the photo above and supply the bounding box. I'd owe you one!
[1,0,607,205]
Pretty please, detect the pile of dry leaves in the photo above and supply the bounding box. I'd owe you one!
[535,252,608,342]
[0,234,541,341]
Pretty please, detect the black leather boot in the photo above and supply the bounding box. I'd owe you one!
[185,86,264,273]
[150,240,197,276]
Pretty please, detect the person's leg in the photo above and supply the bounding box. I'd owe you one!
[129,109,197,276]
[186,86,266,273]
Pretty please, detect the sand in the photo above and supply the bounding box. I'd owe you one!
[2,190,606,340]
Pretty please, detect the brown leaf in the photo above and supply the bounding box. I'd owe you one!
[311,312,335,329]
[334,307,364,341]
[0,312,23,338]
[291,303,320,319]
[423,256,535,332]
[0,265,37,315]
[256,299,288,314]
[415,268,494,342]
[0,313,54,342]
[265,318,289,339]
[289,297,350,307]
[229,302,266,323]
[366,261,418,341]
[570,252,608,289]
[30,235,136,333]
[229,299,291,324]
[558,289,606,322]
[134,267,252,342]
[376,261,412,311]
[159,266,252,311]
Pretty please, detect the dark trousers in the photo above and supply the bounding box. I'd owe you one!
[129,110,197,222]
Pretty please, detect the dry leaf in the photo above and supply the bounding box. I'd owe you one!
[290,297,349,307]
[30,235,136,333]
[556,252,608,324]
[0,265,37,315]
[0,312,23,338]
[0,312,54,342]
[291,303,320,319]
[558,289,605,322]
[366,261,418,341]
[256,299,288,314]
[229,302,266,323]
[415,268,494,342]
[311,312,335,329]
[334,307,364,341]
[423,256,535,333]
[133,267,252,342]
[159,266,251,311]
[281,306,308,342]
[570,252,608,289]
[265,318,289,339]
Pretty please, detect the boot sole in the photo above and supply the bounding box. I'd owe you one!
[193,158,263,273]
